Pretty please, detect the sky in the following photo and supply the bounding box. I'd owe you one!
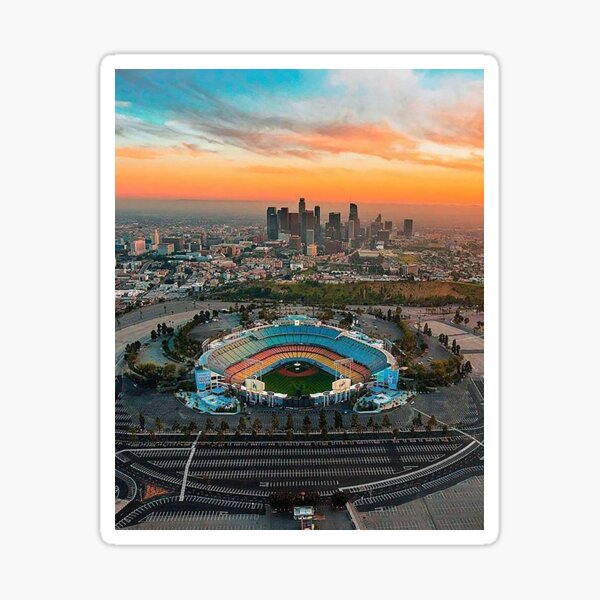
[115,69,484,208]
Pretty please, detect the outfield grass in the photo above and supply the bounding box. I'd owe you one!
[261,363,335,395]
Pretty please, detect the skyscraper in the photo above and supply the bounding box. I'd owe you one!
[267,207,278,240]
[314,205,321,241]
[327,212,342,240]
[289,212,300,236]
[403,219,413,237]
[301,210,314,244]
[384,221,393,231]
[277,207,289,232]
[298,197,306,241]
[153,228,160,246]
[348,219,355,240]
[348,203,360,241]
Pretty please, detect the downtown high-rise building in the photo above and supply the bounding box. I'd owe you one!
[277,207,289,232]
[348,202,360,241]
[403,219,413,237]
[314,205,321,240]
[301,210,314,244]
[299,197,306,215]
[267,207,279,240]
[298,197,306,241]
[289,212,300,236]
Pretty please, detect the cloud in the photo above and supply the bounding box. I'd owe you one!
[115,69,484,171]
[116,142,216,160]
[116,146,161,160]
[116,100,131,108]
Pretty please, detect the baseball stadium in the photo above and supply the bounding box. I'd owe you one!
[181,316,409,412]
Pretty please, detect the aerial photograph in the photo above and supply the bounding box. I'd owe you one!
[114,67,485,532]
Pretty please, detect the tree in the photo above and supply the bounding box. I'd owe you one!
[331,491,349,509]
[220,419,230,432]
[205,417,214,432]
[150,329,157,341]
[271,412,280,432]
[318,409,328,431]
[382,414,392,429]
[252,418,263,434]
[334,411,343,430]
[351,413,359,430]
[127,425,138,442]
[392,428,400,440]
[138,413,145,431]
[155,417,163,433]
[286,428,294,441]
[286,413,294,431]
[269,491,295,511]
[427,414,438,429]
[237,416,247,433]
[302,415,312,435]
[367,416,375,430]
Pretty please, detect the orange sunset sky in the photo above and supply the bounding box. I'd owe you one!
[115,69,483,206]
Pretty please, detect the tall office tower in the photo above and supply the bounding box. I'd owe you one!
[328,212,341,230]
[153,228,160,246]
[301,210,314,244]
[327,212,342,240]
[289,212,300,236]
[305,228,315,246]
[403,219,414,237]
[371,214,383,236]
[277,207,289,232]
[298,197,306,240]
[314,205,321,240]
[384,220,393,231]
[348,202,360,240]
[348,219,355,240]
[267,207,279,240]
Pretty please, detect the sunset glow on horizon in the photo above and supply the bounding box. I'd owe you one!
[115,69,484,206]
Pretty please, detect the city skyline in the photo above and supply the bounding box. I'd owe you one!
[115,69,484,208]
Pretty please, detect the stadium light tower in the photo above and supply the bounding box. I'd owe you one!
[334,357,354,381]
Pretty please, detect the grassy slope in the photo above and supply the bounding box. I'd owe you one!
[215,280,483,307]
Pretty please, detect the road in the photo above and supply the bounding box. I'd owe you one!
[115,309,205,374]
[116,300,234,331]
